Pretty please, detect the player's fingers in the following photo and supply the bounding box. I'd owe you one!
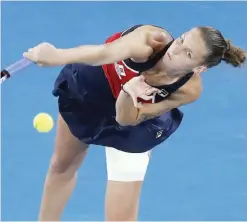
[139,75,146,81]
[135,102,143,109]
[139,94,153,101]
[23,52,37,62]
[133,98,139,107]
[148,32,166,48]
[37,63,45,66]
[152,32,166,42]
[145,87,160,95]
[23,51,32,59]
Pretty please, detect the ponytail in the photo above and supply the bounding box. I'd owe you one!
[198,26,246,68]
[222,40,246,67]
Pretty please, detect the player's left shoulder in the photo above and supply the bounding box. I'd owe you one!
[179,74,203,100]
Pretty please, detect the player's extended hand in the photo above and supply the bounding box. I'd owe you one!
[128,30,167,61]
[23,42,62,66]
[122,75,160,108]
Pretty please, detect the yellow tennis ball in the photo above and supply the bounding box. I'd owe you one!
[33,113,54,133]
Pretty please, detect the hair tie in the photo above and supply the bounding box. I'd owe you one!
[225,40,231,52]
[222,40,231,59]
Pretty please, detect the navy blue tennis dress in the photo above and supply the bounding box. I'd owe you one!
[52,25,193,153]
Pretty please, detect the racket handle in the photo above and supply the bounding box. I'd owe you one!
[5,58,33,75]
[1,58,33,84]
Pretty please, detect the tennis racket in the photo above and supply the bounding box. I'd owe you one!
[1,58,33,84]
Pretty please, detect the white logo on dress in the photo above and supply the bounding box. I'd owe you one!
[156,130,163,138]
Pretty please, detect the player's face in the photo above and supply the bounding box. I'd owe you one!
[162,28,208,76]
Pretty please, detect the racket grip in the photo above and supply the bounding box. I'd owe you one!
[5,58,33,75]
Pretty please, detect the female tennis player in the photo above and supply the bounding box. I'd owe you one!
[24,24,245,221]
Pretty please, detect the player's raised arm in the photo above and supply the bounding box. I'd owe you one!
[23,29,167,66]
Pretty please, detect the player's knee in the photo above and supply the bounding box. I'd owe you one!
[49,154,81,175]
[105,147,150,182]
[49,143,88,175]
[49,156,70,174]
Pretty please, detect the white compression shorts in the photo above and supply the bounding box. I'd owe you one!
[105,146,150,182]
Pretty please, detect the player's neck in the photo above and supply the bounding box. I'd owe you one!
[143,69,179,86]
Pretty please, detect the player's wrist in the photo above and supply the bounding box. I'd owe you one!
[57,48,73,65]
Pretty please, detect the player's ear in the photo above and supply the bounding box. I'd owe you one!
[193,65,207,74]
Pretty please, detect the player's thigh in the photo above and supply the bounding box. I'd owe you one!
[105,147,151,215]
[50,114,89,173]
